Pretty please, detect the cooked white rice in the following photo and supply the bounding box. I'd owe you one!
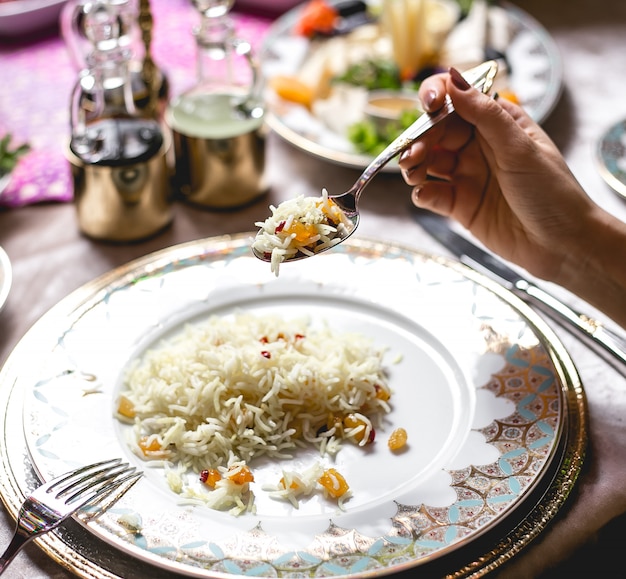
[117,312,391,513]
[252,189,354,276]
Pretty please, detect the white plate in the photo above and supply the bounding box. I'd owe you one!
[0,0,67,37]
[14,234,586,578]
[0,246,11,313]
[262,1,563,170]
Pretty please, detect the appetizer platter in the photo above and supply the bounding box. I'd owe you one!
[262,0,563,169]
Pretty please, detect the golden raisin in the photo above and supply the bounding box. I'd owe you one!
[285,221,318,243]
[138,436,162,456]
[227,465,254,485]
[318,468,349,498]
[318,198,342,223]
[343,413,372,444]
[374,384,391,402]
[287,418,303,439]
[388,427,408,451]
[327,413,343,432]
[117,395,136,419]
[279,476,300,490]
[200,468,222,488]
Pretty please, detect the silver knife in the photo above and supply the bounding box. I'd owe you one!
[414,210,626,376]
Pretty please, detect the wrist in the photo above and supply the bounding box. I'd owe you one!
[557,207,626,328]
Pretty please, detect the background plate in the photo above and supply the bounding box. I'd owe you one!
[262,1,563,170]
[0,246,11,313]
[596,117,626,199]
[0,0,66,37]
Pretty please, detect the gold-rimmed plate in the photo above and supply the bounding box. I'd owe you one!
[2,234,585,578]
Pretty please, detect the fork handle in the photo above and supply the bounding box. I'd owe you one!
[0,526,33,575]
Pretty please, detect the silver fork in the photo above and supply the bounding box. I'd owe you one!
[0,458,142,574]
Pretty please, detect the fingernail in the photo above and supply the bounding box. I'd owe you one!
[399,147,411,162]
[403,164,419,179]
[449,67,470,91]
[422,89,437,111]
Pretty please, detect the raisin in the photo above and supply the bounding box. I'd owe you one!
[318,468,349,498]
[388,427,408,451]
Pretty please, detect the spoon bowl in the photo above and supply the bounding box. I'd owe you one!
[252,60,498,267]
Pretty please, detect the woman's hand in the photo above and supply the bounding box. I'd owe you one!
[398,68,597,283]
[398,67,626,327]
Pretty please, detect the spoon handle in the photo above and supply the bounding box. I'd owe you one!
[353,96,456,194]
[347,59,498,201]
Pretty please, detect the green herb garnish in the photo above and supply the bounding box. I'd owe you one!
[348,108,422,156]
[333,59,404,91]
[0,134,30,178]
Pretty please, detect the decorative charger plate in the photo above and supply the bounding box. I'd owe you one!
[3,234,585,578]
[596,117,626,199]
[261,1,563,171]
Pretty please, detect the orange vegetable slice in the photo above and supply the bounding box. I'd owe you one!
[294,0,338,37]
[499,89,520,104]
[270,75,315,109]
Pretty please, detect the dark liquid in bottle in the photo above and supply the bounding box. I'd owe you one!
[70,118,164,167]
[130,67,170,113]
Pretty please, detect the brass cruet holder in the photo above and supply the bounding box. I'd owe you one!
[165,0,268,209]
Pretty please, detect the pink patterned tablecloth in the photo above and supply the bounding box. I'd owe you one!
[0,0,273,207]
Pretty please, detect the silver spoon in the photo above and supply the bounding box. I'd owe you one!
[253,60,498,264]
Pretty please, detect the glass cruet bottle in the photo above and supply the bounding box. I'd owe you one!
[67,0,173,242]
[165,0,268,209]
[61,0,168,120]
[69,1,164,164]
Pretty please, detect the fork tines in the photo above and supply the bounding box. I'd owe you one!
[0,459,142,575]
[49,458,133,499]
[42,458,142,514]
